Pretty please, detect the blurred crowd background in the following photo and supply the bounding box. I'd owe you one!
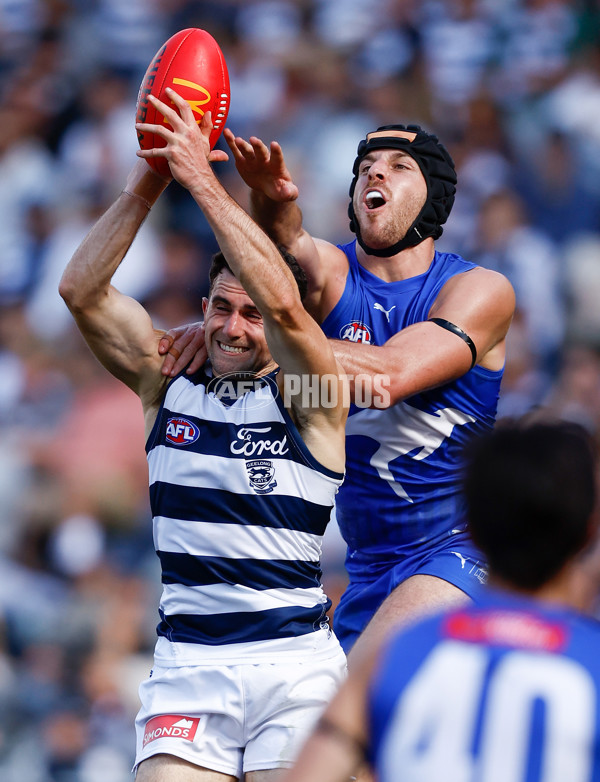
[2,0,600,779]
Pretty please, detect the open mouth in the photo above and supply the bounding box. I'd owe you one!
[218,341,249,354]
[365,190,386,210]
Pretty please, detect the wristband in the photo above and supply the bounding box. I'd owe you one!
[121,189,152,211]
[122,160,171,209]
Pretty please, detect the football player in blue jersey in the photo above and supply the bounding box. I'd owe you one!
[160,123,516,665]
[59,88,349,782]
[277,418,600,782]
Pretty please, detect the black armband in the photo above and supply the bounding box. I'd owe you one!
[315,716,368,760]
[429,317,477,369]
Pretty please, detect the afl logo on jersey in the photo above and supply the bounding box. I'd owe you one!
[165,417,200,446]
[339,321,372,343]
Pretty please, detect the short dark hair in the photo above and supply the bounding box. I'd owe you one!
[208,246,308,302]
[463,419,598,590]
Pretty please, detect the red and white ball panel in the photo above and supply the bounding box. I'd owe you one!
[136,28,230,176]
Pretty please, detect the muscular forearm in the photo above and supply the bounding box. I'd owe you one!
[189,175,301,317]
[330,339,388,376]
[328,338,396,406]
[250,189,304,248]
[59,193,150,311]
[329,318,476,407]
[60,161,169,311]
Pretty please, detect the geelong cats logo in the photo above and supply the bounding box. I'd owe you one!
[245,459,277,494]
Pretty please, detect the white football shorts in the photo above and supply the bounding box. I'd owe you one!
[134,646,347,777]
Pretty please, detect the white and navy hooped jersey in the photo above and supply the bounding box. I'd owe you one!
[321,241,503,582]
[368,591,600,782]
[145,368,344,665]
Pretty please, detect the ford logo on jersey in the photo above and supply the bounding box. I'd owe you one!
[339,321,372,343]
[165,417,200,446]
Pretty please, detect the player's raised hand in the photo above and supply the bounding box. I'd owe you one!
[136,89,228,191]
[224,128,299,202]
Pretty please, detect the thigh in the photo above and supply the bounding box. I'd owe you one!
[377,573,471,627]
[336,534,488,656]
[347,574,471,668]
[136,753,237,782]
[245,770,285,782]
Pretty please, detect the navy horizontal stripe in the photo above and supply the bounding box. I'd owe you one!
[152,407,309,465]
[157,603,331,645]
[159,551,323,590]
[150,482,331,535]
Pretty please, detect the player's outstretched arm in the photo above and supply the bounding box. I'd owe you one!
[138,89,348,468]
[224,128,348,321]
[223,128,299,204]
[59,160,171,418]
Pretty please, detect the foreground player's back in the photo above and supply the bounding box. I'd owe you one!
[369,592,600,782]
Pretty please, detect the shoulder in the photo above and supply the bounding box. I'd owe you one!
[304,237,352,322]
[435,265,515,317]
[427,265,514,370]
[316,237,352,274]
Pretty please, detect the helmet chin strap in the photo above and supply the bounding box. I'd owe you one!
[353,214,425,258]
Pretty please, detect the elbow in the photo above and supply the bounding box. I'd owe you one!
[268,292,305,329]
[58,270,94,313]
[58,272,77,309]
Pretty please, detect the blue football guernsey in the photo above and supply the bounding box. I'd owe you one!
[321,241,503,584]
[369,591,600,782]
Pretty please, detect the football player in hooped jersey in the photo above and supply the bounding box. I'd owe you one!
[160,124,516,664]
[277,420,600,782]
[59,87,348,782]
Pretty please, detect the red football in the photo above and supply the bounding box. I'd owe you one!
[135,28,230,177]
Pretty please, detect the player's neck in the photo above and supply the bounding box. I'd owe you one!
[356,237,435,282]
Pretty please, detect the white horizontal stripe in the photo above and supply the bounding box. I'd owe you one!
[153,626,345,666]
[148,446,341,504]
[155,517,323,561]
[160,582,327,616]
[166,377,286,426]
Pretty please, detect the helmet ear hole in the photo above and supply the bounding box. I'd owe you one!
[348,124,457,257]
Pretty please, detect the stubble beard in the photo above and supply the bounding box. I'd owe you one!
[358,195,424,251]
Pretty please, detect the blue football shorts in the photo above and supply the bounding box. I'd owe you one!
[333,529,488,653]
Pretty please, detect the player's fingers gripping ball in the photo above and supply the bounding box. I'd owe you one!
[136,28,230,178]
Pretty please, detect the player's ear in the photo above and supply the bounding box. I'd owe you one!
[202,297,209,315]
